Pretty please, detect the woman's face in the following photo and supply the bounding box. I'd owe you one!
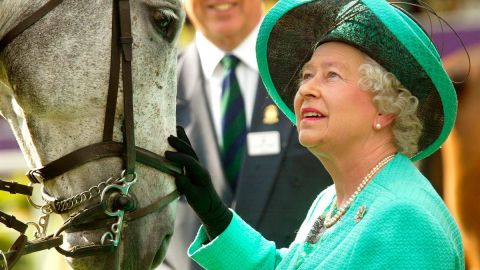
[294,42,378,156]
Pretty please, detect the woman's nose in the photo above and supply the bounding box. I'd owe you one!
[298,78,320,99]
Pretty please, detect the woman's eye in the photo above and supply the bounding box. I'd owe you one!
[302,72,313,81]
[327,72,339,79]
[152,9,178,42]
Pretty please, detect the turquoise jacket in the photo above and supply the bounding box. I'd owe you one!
[188,154,464,269]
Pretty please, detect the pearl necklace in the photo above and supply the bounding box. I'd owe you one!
[324,154,395,228]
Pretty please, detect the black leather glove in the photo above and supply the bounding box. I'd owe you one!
[165,126,233,239]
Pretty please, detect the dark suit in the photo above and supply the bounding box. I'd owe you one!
[160,44,332,270]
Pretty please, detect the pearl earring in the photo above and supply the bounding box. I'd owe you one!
[375,123,382,130]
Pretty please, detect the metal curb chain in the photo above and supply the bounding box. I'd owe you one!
[43,176,119,213]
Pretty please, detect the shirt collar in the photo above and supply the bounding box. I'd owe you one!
[195,20,261,79]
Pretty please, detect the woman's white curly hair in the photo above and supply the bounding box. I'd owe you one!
[358,57,423,157]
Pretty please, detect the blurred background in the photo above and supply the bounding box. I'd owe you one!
[1,0,479,269]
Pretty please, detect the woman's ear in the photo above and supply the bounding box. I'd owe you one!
[373,113,395,130]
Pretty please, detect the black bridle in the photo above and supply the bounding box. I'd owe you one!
[0,0,181,268]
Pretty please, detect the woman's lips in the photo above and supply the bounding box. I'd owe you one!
[301,108,325,121]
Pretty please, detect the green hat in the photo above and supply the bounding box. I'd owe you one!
[256,0,457,161]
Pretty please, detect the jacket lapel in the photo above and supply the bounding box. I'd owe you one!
[234,79,293,226]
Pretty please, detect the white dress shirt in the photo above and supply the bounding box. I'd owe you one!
[195,22,260,142]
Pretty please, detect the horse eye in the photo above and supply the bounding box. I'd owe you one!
[152,9,178,42]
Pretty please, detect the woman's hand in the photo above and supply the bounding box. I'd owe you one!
[165,126,232,239]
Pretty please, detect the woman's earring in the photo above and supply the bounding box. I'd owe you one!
[375,123,382,130]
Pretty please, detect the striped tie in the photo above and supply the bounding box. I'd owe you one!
[220,55,247,191]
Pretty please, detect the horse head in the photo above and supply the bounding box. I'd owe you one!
[0,1,184,269]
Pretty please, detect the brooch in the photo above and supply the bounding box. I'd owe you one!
[305,215,326,244]
[354,205,367,223]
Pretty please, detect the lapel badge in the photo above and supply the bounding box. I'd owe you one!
[263,104,279,125]
[354,205,367,223]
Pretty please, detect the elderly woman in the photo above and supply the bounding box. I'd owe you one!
[165,0,464,269]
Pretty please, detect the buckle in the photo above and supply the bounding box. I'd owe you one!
[26,170,45,184]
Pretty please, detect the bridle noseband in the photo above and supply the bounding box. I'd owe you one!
[0,0,181,267]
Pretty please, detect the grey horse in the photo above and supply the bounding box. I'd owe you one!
[0,1,184,269]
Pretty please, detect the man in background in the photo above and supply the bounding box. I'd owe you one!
[159,1,332,269]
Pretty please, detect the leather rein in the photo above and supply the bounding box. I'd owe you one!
[0,0,181,268]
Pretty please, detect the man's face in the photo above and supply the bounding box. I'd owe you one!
[185,0,263,50]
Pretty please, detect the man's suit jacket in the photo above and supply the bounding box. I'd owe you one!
[161,44,332,270]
